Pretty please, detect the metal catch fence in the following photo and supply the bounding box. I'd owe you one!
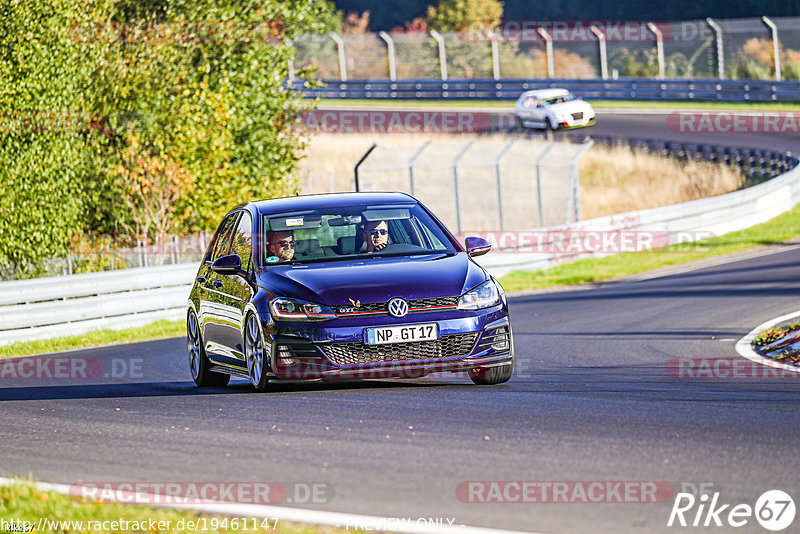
[353,139,593,232]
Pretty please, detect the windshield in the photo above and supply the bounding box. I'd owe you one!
[542,93,574,106]
[260,203,457,265]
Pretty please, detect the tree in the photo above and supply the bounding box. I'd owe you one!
[426,0,503,33]
[0,0,335,272]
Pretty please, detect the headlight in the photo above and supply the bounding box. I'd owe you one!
[270,298,336,322]
[457,280,501,310]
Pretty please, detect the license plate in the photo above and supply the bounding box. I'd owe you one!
[365,323,439,345]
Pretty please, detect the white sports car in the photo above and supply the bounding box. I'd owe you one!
[514,89,595,130]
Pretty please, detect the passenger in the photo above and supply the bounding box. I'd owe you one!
[362,220,389,253]
[265,230,295,262]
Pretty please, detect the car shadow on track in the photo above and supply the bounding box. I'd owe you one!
[0,377,474,401]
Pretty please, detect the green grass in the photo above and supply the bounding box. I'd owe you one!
[0,481,341,534]
[319,98,800,111]
[0,319,184,359]
[499,203,800,292]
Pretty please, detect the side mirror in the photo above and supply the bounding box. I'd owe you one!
[211,254,242,275]
[465,237,491,257]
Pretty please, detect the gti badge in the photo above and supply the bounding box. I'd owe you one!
[388,297,409,318]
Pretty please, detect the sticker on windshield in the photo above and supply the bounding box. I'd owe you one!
[266,256,280,264]
[286,217,304,227]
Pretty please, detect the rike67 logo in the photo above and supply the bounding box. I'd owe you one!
[668,489,795,531]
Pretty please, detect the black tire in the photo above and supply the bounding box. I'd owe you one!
[544,118,555,140]
[244,313,270,392]
[187,310,231,387]
[469,362,513,385]
[515,116,525,131]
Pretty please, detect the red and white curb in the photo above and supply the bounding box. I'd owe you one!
[0,477,538,534]
[735,310,800,374]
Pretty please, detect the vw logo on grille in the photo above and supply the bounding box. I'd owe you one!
[387,298,409,318]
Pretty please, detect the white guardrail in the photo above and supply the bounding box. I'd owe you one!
[477,159,800,277]
[1,160,799,346]
[0,264,195,346]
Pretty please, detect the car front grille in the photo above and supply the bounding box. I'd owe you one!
[319,332,479,366]
[333,296,459,316]
[571,112,584,120]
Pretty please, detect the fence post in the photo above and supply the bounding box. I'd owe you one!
[537,27,555,78]
[762,16,782,82]
[706,18,724,79]
[330,32,347,81]
[354,143,377,192]
[408,141,431,196]
[535,144,555,228]
[430,30,448,81]
[590,24,608,80]
[568,140,594,223]
[452,142,474,233]
[487,30,500,80]
[378,31,397,81]
[495,140,516,231]
[647,23,665,79]
[285,39,295,84]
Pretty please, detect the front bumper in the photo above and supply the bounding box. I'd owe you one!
[263,308,513,380]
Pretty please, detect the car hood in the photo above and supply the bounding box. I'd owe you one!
[258,252,488,305]
[546,101,593,114]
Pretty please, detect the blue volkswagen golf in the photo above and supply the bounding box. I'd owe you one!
[187,192,513,391]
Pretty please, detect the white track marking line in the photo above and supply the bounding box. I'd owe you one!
[0,478,541,534]
[735,310,800,374]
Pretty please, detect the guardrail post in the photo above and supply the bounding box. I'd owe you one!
[452,142,475,233]
[762,16,782,81]
[487,30,500,80]
[430,30,448,81]
[590,24,608,80]
[647,23,665,79]
[330,32,347,81]
[378,31,397,81]
[706,18,724,79]
[494,140,516,231]
[537,28,555,78]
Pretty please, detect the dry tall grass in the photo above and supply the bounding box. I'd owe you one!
[299,133,744,220]
[577,144,744,219]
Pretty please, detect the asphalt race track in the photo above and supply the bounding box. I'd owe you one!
[2,110,800,533]
[556,110,800,154]
[2,246,800,533]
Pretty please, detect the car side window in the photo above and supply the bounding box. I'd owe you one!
[208,213,240,262]
[231,211,253,271]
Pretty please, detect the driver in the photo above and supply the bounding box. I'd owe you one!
[266,230,295,262]
[362,220,389,253]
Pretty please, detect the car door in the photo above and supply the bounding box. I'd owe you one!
[200,212,240,362]
[213,210,256,365]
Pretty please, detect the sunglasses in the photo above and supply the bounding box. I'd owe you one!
[272,240,295,249]
[369,229,388,236]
